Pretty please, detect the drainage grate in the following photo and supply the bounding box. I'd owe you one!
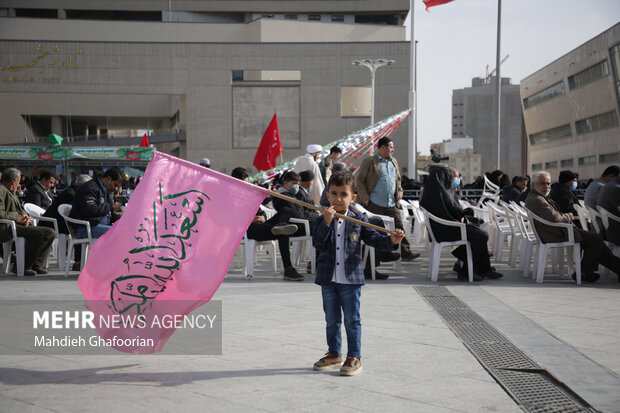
[416,286,597,413]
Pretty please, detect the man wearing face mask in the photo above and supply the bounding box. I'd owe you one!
[549,170,580,216]
[273,171,314,222]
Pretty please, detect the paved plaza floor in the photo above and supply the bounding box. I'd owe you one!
[1,246,619,413]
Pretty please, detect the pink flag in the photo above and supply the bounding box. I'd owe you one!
[78,151,268,353]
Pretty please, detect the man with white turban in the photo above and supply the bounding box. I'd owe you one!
[293,144,325,205]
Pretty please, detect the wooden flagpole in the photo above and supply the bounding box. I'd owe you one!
[268,190,393,234]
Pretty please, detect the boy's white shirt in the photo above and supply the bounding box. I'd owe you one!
[331,210,352,284]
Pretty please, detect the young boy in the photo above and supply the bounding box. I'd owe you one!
[312,171,405,376]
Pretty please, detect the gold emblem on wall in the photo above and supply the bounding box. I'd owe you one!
[2,42,83,84]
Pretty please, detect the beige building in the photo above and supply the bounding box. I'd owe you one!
[521,23,620,180]
[0,1,412,174]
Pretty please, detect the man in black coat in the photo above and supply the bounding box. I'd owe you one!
[549,170,579,215]
[501,176,528,203]
[70,168,123,239]
[0,168,56,276]
[24,170,57,210]
[598,175,620,246]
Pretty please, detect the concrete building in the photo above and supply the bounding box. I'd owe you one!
[430,137,482,183]
[452,77,525,178]
[0,1,412,174]
[521,23,620,180]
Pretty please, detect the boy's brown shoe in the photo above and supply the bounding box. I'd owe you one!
[313,352,343,371]
[339,357,362,376]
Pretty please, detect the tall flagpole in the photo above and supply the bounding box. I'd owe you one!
[408,0,417,180]
[495,0,502,170]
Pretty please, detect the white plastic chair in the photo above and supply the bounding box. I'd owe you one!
[57,204,93,278]
[526,209,581,284]
[486,202,513,262]
[289,217,315,274]
[596,206,620,269]
[420,207,474,283]
[398,199,413,240]
[23,202,68,270]
[573,203,590,231]
[0,219,25,276]
[500,204,523,268]
[477,176,500,206]
[409,201,428,246]
[239,234,278,280]
[512,206,539,278]
[352,203,401,280]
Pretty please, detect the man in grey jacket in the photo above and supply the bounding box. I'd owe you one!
[525,171,620,282]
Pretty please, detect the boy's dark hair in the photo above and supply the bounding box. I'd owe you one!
[329,145,342,154]
[377,137,392,148]
[282,170,301,182]
[231,167,249,181]
[102,167,123,181]
[39,170,58,181]
[511,175,527,184]
[327,171,356,192]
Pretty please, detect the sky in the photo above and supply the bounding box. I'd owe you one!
[403,0,620,154]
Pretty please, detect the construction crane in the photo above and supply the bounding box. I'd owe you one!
[484,54,509,84]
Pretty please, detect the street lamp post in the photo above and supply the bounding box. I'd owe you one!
[352,58,395,126]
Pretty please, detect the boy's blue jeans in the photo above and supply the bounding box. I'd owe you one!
[321,282,362,358]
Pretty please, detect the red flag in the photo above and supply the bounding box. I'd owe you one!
[140,133,150,147]
[424,0,454,11]
[253,113,283,171]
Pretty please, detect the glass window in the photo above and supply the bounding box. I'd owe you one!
[231,70,243,81]
[578,156,596,166]
[599,152,620,163]
[331,15,344,22]
[568,60,609,90]
[523,81,565,109]
[285,15,297,20]
[575,111,618,135]
[560,158,574,168]
[545,161,558,169]
[308,14,321,21]
[531,163,543,171]
[529,124,571,146]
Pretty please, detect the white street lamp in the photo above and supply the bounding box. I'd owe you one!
[352,58,395,126]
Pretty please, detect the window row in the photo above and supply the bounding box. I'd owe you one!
[529,110,618,146]
[523,81,565,109]
[568,60,609,90]
[531,151,619,171]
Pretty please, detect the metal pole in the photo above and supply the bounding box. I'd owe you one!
[408,0,417,180]
[495,0,502,170]
[370,67,376,126]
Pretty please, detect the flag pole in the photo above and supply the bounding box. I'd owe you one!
[267,190,393,234]
[408,0,417,181]
[495,0,502,170]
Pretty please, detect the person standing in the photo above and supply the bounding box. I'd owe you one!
[293,144,325,206]
[355,137,418,261]
[319,145,342,185]
[312,171,405,376]
[0,168,56,276]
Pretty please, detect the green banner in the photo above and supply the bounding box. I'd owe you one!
[0,146,154,161]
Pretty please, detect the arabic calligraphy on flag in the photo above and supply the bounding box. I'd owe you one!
[78,151,268,353]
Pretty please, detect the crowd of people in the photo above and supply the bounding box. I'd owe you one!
[0,167,130,275]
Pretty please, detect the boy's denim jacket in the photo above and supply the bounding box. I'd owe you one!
[312,206,395,286]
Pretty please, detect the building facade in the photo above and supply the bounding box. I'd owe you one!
[452,77,524,179]
[0,1,412,174]
[521,23,620,181]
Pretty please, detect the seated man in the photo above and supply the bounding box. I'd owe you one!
[584,165,619,210]
[501,176,528,203]
[231,167,302,281]
[24,170,57,210]
[526,171,620,282]
[549,170,579,215]
[0,168,56,276]
[70,168,123,239]
[597,174,620,246]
